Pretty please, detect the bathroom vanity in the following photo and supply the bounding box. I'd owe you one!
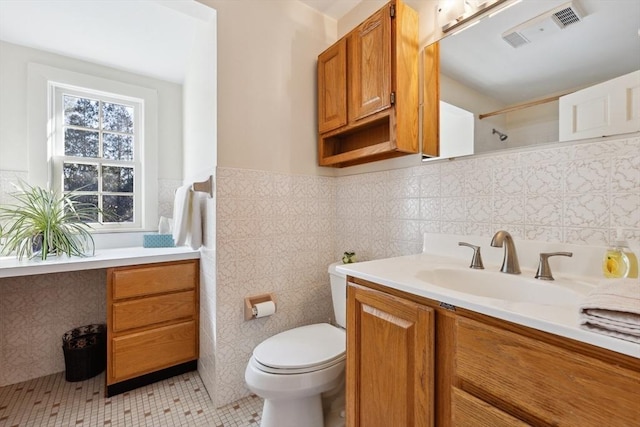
[341,254,640,426]
[106,259,199,396]
[0,247,200,396]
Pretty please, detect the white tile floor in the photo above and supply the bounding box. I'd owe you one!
[0,371,263,426]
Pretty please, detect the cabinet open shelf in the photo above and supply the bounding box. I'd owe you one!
[320,115,410,167]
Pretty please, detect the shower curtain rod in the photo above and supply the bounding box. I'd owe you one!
[479,90,574,120]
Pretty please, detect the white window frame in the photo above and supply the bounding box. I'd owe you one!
[27,63,158,232]
[51,84,143,229]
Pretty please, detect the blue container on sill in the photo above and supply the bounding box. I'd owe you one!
[143,234,175,248]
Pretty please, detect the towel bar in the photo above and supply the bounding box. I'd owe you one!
[191,176,213,198]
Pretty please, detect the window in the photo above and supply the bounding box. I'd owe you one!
[52,86,141,227]
[28,63,159,232]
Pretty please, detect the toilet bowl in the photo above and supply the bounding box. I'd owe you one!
[245,323,345,427]
[245,262,347,427]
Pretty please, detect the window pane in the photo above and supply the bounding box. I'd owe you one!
[63,163,98,191]
[102,102,134,133]
[64,129,99,157]
[103,195,133,222]
[64,95,99,128]
[102,166,134,193]
[103,133,133,161]
[70,195,99,222]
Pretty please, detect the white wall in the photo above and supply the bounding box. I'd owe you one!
[200,0,336,176]
[182,11,218,403]
[0,41,183,181]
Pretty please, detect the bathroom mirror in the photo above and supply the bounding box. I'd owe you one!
[424,0,640,159]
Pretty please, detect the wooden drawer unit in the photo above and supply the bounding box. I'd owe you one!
[111,321,197,382]
[112,290,195,333]
[451,387,529,427]
[106,259,199,395]
[111,261,196,299]
[454,317,640,426]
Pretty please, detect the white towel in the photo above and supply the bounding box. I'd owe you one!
[172,185,192,246]
[188,191,203,250]
[579,278,640,344]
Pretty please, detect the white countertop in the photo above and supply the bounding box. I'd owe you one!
[0,246,200,278]
[337,253,640,359]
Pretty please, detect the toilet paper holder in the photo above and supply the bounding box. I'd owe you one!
[244,293,276,320]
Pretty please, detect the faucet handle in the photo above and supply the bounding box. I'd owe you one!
[458,242,484,269]
[535,252,573,280]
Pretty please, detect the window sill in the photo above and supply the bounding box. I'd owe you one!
[0,246,200,279]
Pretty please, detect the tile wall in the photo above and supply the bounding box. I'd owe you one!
[335,135,639,262]
[0,269,106,386]
[214,167,336,406]
[214,134,638,405]
[0,134,638,400]
[198,195,217,403]
[0,170,28,206]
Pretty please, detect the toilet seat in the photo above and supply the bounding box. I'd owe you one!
[253,323,345,374]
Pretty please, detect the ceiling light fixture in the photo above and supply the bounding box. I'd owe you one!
[488,0,522,18]
[440,0,520,34]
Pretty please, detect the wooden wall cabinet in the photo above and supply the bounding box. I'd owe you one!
[106,259,199,396]
[346,277,640,427]
[317,0,419,167]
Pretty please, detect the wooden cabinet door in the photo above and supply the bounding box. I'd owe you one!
[318,38,347,133]
[347,284,434,427]
[348,5,392,122]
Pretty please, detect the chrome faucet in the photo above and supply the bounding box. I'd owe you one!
[535,252,573,280]
[458,242,484,269]
[490,230,521,274]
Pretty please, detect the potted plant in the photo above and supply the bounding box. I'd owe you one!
[0,182,99,260]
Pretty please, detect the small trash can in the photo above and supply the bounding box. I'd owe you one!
[62,324,106,382]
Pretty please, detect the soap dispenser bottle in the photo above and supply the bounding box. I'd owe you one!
[602,229,631,279]
[620,232,638,279]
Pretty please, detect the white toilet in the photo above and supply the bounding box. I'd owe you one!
[245,262,347,427]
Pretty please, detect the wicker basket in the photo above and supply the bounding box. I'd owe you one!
[62,324,106,382]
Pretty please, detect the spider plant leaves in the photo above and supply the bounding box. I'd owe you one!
[0,182,98,260]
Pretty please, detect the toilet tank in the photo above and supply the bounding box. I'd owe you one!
[328,262,347,328]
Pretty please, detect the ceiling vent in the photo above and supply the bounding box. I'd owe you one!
[501,1,585,48]
[552,4,583,28]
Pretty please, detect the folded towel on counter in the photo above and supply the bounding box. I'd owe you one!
[172,185,192,247]
[579,278,640,344]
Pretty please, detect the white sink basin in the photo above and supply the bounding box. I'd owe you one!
[416,268,588,306]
